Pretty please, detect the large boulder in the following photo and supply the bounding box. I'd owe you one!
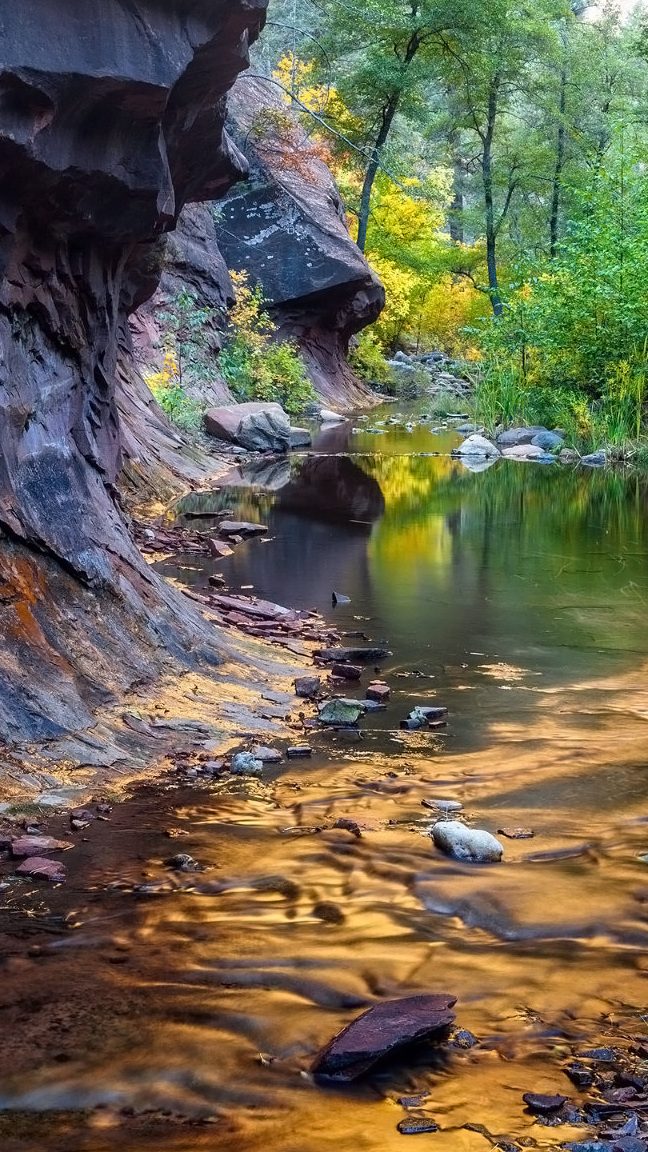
[496,426,549,448]
[204,401,291,452]
[213,77,385,409]
[452,434,500,458]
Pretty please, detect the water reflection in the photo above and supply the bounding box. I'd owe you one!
[5,411,648,1150]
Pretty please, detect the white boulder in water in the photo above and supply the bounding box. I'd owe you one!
[432,821,503,862]
[319,408,346,424]
[452,434,500,458]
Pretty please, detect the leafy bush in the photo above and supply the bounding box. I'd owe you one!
[145,348,206,432]
[220,271,316,416]
[348,330,391,383]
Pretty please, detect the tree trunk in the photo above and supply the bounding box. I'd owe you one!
[449,131,465,244]
[482,75,503,317]
[550,65,567,258]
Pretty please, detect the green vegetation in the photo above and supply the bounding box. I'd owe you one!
[255,0,648,456]
[220,271,316,416]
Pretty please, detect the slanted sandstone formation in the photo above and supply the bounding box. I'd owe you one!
[0,1,267,746]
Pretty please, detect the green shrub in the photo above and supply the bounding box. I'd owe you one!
[220,270,316,415]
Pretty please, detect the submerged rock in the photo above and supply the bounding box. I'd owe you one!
[311,993,456,1081]
[314,646,392,663]
[397,1119,439,1135]
[432,822,503,863]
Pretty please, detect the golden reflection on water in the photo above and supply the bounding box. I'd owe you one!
[5,423,648,1150]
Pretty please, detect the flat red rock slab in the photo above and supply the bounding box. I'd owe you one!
[522,1092,568,1113]
[15,857,67,882]
[11,836,73,857]
[311,993,456,1081]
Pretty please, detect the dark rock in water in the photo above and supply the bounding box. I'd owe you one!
[580,451,606,468]
[411,705,448,721]
[564,1143,612,1152]
[566,1063,594,1090]
[452,1029,478,1049]
[311,993,456,1081]
[398,1094,432,1108]
[331,663,362,681]
[397,1119,439,1135]
[208,539,234,558]
[294,676,321,699]
[312,901,345,924]
[332,592,351,605]
[286,745,312,758]
[498,827,535,839]
[523,1092,568,1113]
[16,857,67,882]
[166,853,201,871]
[204,402,291,453]
[218,520,268,537]
[315,646,392,663]
[366,682,390,702]
[364,699,387,711]
[577,1048,616,1062]
[496,426,549,447]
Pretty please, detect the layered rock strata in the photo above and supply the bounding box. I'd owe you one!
[0,0,267,744]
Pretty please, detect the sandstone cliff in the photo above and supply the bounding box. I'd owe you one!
[0,1,267,748]
[134,76,384,410]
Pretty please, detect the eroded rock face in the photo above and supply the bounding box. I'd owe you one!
[0,0,267,742]
[213,77,385,409]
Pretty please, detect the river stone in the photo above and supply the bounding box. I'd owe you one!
[314,646,392,663]
[251,745,282,763]
[289,427,312,449]
[230,752,264,777]
[318,699,365,726]
[331,663,362,680]
[11,835,73,857]
[294,675,321,699]
[204,402,291,453]
[15,857,67,882]
[319,408,346,424]
[580,450,606,467]
[452,434,500,457]
[311,993,457,1081]
[559,447,580,464]
[432,821,503,863]
[501,443,551,460]
[530,429,563,451]
[496,425,548,447]
[522,1092,568,1113]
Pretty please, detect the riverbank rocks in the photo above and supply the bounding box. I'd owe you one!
[581,450,606,467]
[16,857,67,882]
[294,675,321,699]
[501,444,555,461]
[432,821,503,863]
[230,752,264,777]
[318,699,365,726]
[289,427,312,449]
[204,402,291,452]
[452,434,500,458]
[496,426,550,447]
[311,993,457,1081]
[531,430,564,451]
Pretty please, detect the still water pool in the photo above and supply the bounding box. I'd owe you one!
[3,409,648,1152]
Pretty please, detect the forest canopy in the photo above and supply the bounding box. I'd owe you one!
[253,0,648,449]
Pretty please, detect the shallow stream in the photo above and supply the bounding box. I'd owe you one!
[4,407,648,1151]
